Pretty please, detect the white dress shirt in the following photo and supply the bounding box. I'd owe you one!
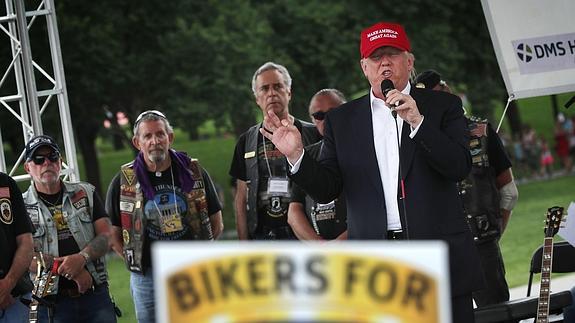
[290,82,423,232]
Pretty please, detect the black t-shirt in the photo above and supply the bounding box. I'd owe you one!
[36,187,107,257]
[291,141,347,240]
[36,184,107,291]
[486,124,512,175]
[107,163,221,268]
[0,173,33,276]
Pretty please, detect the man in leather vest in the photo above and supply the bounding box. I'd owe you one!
[414,70,519,306]
[229,62,320,240]
[288,89,348,241]
[106,110,223,323]
[22,135,117,322]
[0,172,33,323]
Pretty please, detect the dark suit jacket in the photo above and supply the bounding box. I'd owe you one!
[291,88,483,297]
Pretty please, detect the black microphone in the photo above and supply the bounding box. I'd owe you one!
[381,79,401,118]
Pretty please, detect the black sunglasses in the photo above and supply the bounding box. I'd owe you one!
[31,152,60,165]
[311,111,326,121]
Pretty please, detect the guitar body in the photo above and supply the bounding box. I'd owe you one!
[29,257,60,323]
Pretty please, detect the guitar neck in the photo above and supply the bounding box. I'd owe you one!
[536,237,553,323]
[29,301,39,323]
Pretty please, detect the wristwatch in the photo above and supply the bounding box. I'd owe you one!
[79,251,90,265]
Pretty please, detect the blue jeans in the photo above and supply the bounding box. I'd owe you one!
[38,285,117,323]
[0,294,30,323]
[130,270,155,323]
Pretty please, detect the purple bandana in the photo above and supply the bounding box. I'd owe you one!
[133,149,195,200]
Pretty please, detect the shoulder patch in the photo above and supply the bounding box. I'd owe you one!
[0,198,13,224]
[0,187,10,198]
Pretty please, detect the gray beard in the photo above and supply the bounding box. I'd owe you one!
[148,151,166,163]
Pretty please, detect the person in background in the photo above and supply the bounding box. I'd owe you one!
[414,70,519,306]
[0,172,33,323]
[288,89,348,241]
[23,135,116,322]
[229,62,320,240]
[106,110,223,323]
[262,22,482,322]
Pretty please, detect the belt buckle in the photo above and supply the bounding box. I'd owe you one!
[388,230,403,240]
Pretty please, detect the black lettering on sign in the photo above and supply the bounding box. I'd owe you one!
[215,260,244,298]
[306,256,328,294]
[274,256,297,294]
[169,273,200,311]
[368,264,397,302]
[402,272,431,312]
[247,256,268,295]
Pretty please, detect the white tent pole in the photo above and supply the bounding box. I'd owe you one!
[496,94,515,134]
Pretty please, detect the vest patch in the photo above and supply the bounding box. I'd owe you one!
[120,201,135,213]
[71,189,88,209]
[120,184,136,197]
[122,168,136,186]
[0,198,12,224]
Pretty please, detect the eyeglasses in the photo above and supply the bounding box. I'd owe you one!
[135,110,166,124]
[311,111,326,121]
[30,152,60,165]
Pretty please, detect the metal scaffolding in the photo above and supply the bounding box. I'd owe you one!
[0,0,79,182]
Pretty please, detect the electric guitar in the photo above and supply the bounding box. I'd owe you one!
[29,253,60,323]
[535,206,564,323]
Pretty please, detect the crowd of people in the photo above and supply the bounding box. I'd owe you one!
[499,115,575,181]
[1,19,571,323]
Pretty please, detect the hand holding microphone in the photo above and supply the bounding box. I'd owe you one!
[380,79,423,128]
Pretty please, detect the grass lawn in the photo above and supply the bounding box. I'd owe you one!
[500,174,575,287]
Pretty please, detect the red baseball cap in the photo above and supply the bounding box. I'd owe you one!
[360,22,411,58]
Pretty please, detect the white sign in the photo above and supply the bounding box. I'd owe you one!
[558,202,575,247]
[153,241,451,323]
[481,0,575,99]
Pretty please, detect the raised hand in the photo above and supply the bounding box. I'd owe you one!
[260,110,304,164]
[384,89,423,128]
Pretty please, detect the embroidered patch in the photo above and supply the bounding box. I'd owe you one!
[0,198,13,224]
[122,229,130,244]
[120,184,136,197]
[71,189,87,202]
[73,198,88,209]
[120,212,132,229]
[26,205,40,224]
[122,168,136,186]
[0,187,10,198]
[120,201,135,213]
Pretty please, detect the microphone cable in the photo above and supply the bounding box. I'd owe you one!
[392,111,410,240]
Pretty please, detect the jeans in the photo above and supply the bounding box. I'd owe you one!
[472,239,510,306]
[0,294,30,323]
[130,269,156,323]
[38,285,117,323]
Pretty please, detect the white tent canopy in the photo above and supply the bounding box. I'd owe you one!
[481,0,575,100]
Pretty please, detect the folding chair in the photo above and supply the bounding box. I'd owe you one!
[475,241,575,322]
[526,241,575,296]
